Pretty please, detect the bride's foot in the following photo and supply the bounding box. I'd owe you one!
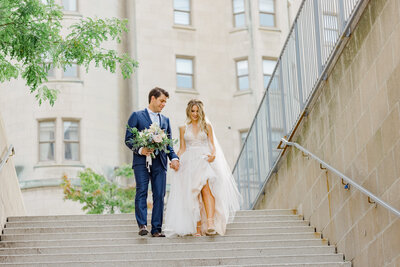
[193,224,202,237]
[206,218,216,235]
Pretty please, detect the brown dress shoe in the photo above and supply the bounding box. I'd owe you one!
[138,225,148,236]
[151,232,165,237]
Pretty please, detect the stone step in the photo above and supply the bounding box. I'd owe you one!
[0,262,352,267]
[0,232,322,246]
[0,246,336,262]
[4,217,305,229]
[2,225,313,235]
[1,228,315,241]
[0,254,345,265]
[201,264,351,267]
[0,237,327,249]
[5,210,297,223]
[0,239,329,255]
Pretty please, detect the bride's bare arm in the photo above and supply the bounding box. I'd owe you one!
[177,126,186,157]
[206,124,216,162]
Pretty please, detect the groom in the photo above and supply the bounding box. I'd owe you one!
[125,87,180,237]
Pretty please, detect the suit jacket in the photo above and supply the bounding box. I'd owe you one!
[125,109,178,171]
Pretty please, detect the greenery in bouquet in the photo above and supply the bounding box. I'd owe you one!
[126,123,177,157]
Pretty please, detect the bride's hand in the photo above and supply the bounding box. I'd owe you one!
[207,154,215,163]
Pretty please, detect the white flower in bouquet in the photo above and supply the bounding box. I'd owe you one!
[152,134,163,143]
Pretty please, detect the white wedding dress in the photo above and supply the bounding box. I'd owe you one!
[164,123,241,236]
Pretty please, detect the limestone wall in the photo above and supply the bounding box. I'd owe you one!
[0,113,26,231]
[255,0,400,266]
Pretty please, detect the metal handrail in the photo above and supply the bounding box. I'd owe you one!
[0,145,15,173]
[281,138,400,218]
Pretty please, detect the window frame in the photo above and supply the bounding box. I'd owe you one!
[232,0,246,28]
[259,0,276,28]
[62,0,78,12]
[62,119,81,162]
[62,62,79,79]
[173,0,191,26]
[38,119,56,162]
[176,56,195,90]
[262,57,277,90]
[322,11,339,47]
[235,58,249,91]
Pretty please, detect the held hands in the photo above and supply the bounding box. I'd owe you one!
[170,160,180,171]
[141,147,154,157]
[206,154,216,163]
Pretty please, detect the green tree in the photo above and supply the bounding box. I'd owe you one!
[61,166,135,214]
[0,0,137,105]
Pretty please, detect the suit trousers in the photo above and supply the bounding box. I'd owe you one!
[133,157,166,234]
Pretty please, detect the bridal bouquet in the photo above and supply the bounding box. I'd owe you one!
[126,123,176,171]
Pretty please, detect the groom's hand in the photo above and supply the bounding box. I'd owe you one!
[170,160,180,171]
[141,147,154,156]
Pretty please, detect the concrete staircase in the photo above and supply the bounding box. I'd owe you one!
[0,209,351,266]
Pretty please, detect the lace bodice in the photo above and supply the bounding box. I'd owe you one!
[184,124,209,147]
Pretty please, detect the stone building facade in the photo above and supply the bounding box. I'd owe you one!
[0,0,301,215]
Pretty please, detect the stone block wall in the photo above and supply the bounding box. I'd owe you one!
[255,0,400,265]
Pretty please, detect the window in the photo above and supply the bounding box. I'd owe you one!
[240,130,248,146]
[39,121,55,161]
[323,12,339,46]
[62,0,77,11]
[176,57,194,89]
[63,63,78,78]
[174,0,190,25]
[259,0,275,27]
[233,0,245,28]
[63,121,80,161]
[236,59,249,91]
[263,59,277,89]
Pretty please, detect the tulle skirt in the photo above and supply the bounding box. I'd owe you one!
[164,145,240,236]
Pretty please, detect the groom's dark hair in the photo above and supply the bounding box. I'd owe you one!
[149,87,169,103]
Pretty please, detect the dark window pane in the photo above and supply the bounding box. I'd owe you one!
[177,75,193,88]
[63,64,78,78]
[65,143,79,161]
[236,60,248,76]
[64,121,79,141]
[259,0,274,13]
[264,75,271,89]
[62,0,76,11]
[235,13,246,27]
[260,13,275,27]
[176,58,193,74]
[233,0,245,13]
[39,143,54,161]
[174,0,190,11]
[174,11,190,25]
[39,121,55,142]
[238,76,249,90]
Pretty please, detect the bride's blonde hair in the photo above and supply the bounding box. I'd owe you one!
[186,99,208,134]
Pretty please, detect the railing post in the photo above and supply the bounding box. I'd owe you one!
[265,92,274,169]
[254,120,262,185]
[278,62,288,134]
[337,0,346,32]
[294,23,304,109]
[244,144,251,208]
[313,0,323,74]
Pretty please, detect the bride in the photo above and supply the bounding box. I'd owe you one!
[164,99,241,236]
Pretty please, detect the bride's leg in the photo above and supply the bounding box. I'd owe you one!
[195,221,201,236]
[201,180,215,232]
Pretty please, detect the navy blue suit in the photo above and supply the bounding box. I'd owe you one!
[125,109,178,234]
